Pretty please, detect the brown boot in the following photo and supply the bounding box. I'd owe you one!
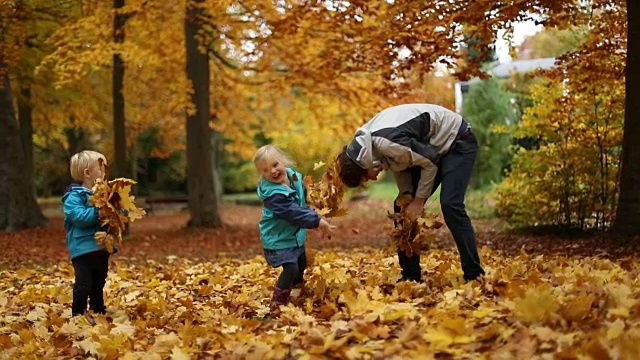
[269,287,291,314]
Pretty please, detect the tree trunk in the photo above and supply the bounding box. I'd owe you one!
[0,64,47,231]
[112,0,127,178]
[184,0,222,227]
[212,130,223,202]
[612,0,640,234]
[17,82,35,195]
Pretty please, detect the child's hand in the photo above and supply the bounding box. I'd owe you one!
[318,219,336,237]
[98,207,109,219]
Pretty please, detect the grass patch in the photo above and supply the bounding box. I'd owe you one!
[366,180,498,219]
[364,181,397,201]
[465,186,498,219]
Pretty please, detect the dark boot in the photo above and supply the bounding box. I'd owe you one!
[90,306,107,315]
[397,277,424,284]
[397,248,422,282]
[269,287,291,313]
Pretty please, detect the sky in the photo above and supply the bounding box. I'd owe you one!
[495,20,544,63]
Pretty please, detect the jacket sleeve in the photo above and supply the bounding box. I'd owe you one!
[264,194,321,229]
[63,192,100,228]
[392,171,414,196]
[373,136,439,199]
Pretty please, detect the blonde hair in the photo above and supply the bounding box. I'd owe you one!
[70,150,107,181]
[252,145,293,171]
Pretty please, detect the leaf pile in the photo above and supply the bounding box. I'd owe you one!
[1,248,640,359]
[386,209,445,257]
[89,178,146,253]
[304,161,348,218]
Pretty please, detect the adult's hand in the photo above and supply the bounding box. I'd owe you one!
[405,198,425,221]
[394,192,413,210]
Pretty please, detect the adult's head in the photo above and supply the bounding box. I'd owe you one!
[337,147,380,188]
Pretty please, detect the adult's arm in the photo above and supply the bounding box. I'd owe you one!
[392,171,414,196]
[373,136,439,199]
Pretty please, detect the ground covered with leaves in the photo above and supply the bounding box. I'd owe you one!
[1,200,640,358]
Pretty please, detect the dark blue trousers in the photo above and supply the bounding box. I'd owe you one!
[396,132,485,282]
[71,251,109,315]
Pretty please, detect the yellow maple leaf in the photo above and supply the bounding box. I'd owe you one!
[514,285,560,324]
[95,231,118,254]
[89,176,145,254]
[127,207,146,221]
[313,161,326,171]
[305,159,348,218]
[170,347,190,360]
[606,319,625,340]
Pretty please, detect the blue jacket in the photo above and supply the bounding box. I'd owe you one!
[257,168,321,250]
[62,184,108,259]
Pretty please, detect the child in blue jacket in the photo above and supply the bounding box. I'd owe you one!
[62,150,111,319]
[254,145,335,311]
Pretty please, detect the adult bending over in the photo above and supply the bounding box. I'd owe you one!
[337,103,485,282]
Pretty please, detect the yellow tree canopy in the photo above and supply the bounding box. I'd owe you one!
[27,0,623,161]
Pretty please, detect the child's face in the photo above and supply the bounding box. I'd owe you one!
[84,161,105,187]
[257,157,288,185]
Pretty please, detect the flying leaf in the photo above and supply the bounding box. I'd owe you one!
[313,161,326,171]
[305,159,348,218]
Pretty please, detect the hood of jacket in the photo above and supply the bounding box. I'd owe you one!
[62,183,92,202]
[257,168,299,201]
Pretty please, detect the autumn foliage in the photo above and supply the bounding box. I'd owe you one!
[89,177,146,253]
[2,0,639,356]
[88,159,145,252]
[304,161,348,218]
[387,210,445,258]
[304,160,445,256]
[5,0,631,223]
[1,247,640,358]
[496,2,626,230]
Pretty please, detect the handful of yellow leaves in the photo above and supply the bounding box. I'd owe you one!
[386,208,444,257]
[303,160,348,218]
[89,175,146,253]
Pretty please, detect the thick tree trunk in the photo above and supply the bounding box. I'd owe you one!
[612,0,640,234]
[184,0,222,227]
[112,0,127,178]
[17,82,34,192]
[0,65,47,231]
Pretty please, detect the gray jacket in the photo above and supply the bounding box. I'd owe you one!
[345,104,465,199]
